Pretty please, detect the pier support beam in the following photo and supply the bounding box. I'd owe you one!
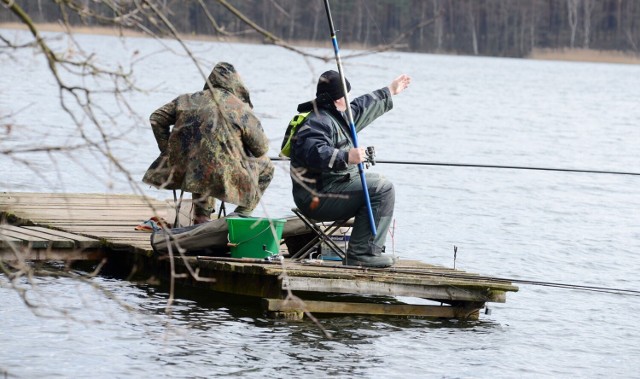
[262,298,483,320]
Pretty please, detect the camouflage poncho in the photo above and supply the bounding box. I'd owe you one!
[142,62,273,209]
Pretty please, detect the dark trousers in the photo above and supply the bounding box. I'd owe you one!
[293,172,394,257]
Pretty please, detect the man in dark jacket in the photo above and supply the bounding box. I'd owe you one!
[143,62,274,224]
[290,70,410,267]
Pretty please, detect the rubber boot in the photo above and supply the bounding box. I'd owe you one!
[343,246,395,268]
[229,205,252,218]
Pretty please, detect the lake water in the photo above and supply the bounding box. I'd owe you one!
[1,29,640,378]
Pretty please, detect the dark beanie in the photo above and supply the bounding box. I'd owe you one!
[316,70,351,101]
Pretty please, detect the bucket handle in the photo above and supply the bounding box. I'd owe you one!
[226,225,275,248]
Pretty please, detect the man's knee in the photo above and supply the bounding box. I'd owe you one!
[372,176,394,201]
[193,192,215,216]
[257,156,275,180]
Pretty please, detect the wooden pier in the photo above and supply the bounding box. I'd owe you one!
[0,192,518,320]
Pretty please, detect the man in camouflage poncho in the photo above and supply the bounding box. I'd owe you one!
[142,62,274,223]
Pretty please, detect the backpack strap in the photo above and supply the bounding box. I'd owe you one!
[280,112,311,157]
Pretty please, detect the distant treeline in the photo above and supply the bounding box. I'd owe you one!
[4,0,639,57]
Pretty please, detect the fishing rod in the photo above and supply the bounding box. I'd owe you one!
[323,0,377,236]
[374,160,640,176]
[270,157,640,177]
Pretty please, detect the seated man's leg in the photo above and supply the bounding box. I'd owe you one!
[345,173,395,267]
[294,175,363,221]
[367,173,395,253]
[294,172,395,267]
[233,156,275,217]
[193,192,216,224]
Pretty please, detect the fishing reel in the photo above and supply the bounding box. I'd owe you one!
[364,146,376,169]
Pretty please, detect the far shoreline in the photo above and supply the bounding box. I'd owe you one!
[2,22,639,65]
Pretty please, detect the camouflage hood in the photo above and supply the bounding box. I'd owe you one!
[204,62,253,109]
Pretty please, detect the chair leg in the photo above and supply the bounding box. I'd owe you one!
[289,235,322,260]
[289,209,323,259]
[217,201,226,218]
[289,209,347,260]
[315,221,347,260]
[173,189,184,228]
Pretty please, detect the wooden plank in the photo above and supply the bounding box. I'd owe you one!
[100,239,152,247]
[7,210,157,218]
[3,202,163,208]
[33,225,146,233]
[263,298,481,320]
[0,198,163,212]
[4,209,163,217]
[198,259,515,292]
[22,226,101,248]
[86,240,150,249]
[50,228,152,236]
[0,234,22,249]
[284,276,506,302]
[282,260,472,276]
[0,202,166,211]
[194,259,515,299]
[0,248,106,261]
[47,221,158,227]
[268,262,514,290]
[395,260,462,271]
[1,225,76,248]
[0,192,158,201]
[0,226,51,249]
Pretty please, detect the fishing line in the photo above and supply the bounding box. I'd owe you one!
[271,157,640,177]
[374,159,640,177]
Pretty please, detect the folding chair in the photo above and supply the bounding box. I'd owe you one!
[288,208,352,261]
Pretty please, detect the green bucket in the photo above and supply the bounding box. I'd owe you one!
[226,217,286,259]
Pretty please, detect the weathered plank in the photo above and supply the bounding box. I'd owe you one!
[0,226,100,247]
[283,276,506,303]
[22,226,102,248]
[262,261,513,291]
[5,211,158,220]
[0,193,171,203]
[0,225,53,249]
[0,248,106,261]
[263,298,481,320]
[43,225,151,233]
[2,204,163,209]
[0,233,22,250]
[0,224,104,261]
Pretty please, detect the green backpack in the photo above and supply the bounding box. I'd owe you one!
[279,112,310,157]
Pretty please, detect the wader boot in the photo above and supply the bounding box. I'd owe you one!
[192,193,216,224]
[343,245,395,268]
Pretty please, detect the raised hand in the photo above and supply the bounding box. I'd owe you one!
[388,74,411,95]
